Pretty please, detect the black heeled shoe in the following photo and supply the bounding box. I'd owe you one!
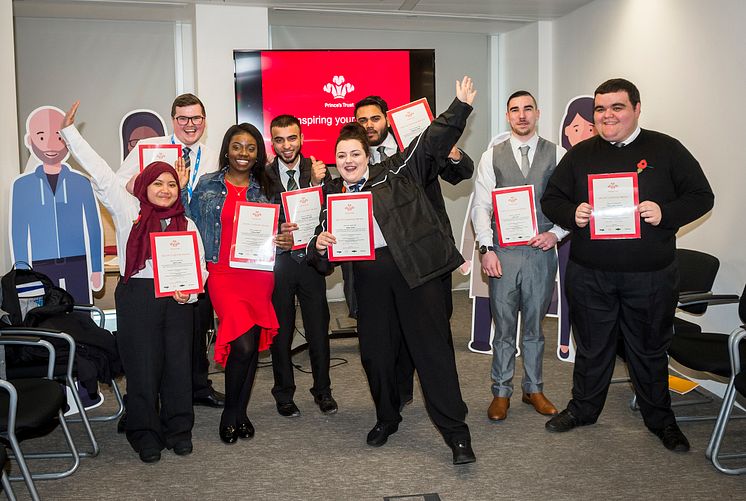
[237,420,255,439]
[219,424,238,444]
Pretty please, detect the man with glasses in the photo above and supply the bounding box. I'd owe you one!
[117,93,224,431]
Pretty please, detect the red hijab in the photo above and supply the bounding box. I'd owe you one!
[123,161,188,282]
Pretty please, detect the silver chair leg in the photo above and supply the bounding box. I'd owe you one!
[8,410,80,481]
[1,469,16,501]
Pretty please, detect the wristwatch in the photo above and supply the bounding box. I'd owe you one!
[478,245,495,255]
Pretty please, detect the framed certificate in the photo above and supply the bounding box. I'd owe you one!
[281,186,324,251]
[229,201,280,271]
[386,98,435,151]
[327,192,375,262]
[492,185,538,246]
[150,231,203,298]
[139,144,182,172]
[588,172,640,240]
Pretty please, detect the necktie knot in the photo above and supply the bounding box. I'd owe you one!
[377,145,389,161]
[286,169,298,191]
[348,178,366,193]
[182,147,192,169]
[519,145,530,176]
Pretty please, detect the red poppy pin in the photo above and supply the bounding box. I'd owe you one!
[637,159,652,174]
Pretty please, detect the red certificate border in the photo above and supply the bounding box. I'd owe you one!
[281,185,324,250]
[150,230,203,298]
[229,201,280,265]
[491,185,538,247]
[588,172,640,240]
[327,192,375,262]
[386,98,435,151]
[138,144,182,172]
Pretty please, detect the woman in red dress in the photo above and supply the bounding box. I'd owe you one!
[184,123,292,443]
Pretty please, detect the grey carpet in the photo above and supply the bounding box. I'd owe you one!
[16,290,746,500]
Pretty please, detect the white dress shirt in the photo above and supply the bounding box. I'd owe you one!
[368,133,399,164]
[278,157,301,191]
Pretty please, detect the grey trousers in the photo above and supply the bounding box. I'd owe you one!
[488,245,557,397]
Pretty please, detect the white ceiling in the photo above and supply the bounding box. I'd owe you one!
[13,0,595,34]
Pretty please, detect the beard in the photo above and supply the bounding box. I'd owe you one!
[368,128,389,147]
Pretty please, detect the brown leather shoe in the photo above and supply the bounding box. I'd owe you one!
[522,392,559,416]
[487,397,510,421]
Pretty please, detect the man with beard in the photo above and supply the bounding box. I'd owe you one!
[472,90,566,422]
[354,95,474,409]
[266,114,336,417]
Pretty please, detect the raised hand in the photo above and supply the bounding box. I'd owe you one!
[174,157,190,190]
[310,155,327,185]
[455,76,477,106]
[62,100,80,129]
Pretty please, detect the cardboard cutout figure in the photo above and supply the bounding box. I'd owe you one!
[556,95,597,362]
[10,106,103,303]
[119,109,167,163]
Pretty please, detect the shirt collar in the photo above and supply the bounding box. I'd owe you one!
[278,156,301,175]
[612,126,641,147]
[509,132,539,151]
[343,168,370,191]
[370,133,398,156]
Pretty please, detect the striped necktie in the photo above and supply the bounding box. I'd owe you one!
[286,169,299,191]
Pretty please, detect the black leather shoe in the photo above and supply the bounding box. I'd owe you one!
[276,401,301,418]
[237,420,255,440]
[173,441,193,456]
[194,388,226,408]
[366,422,399,447]
[117,411,127,434]
[652,423,690,452]
[449,437,476,465]
[545,409,581,433]
[314,394,338,415]
[219,424,238,444]
[139,448,161,463]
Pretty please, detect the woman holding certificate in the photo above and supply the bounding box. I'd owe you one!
[310,77,477,465]
[184,123,291,444]
[59,102,208,464]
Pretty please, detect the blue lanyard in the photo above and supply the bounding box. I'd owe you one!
[172,135,202,199]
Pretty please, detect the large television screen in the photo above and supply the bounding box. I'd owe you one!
[234,49,435,164]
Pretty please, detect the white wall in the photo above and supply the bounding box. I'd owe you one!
[552,0,745,332]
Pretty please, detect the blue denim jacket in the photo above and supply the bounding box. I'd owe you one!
[184,169,269,263]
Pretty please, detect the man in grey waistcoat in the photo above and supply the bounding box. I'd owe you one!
[471,90,567,421]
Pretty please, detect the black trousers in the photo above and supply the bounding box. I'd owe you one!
[115,278,194,452]
[270,252,331,402]
[354,248,469,442]
[191,283,214,398]
[565,260,679,430]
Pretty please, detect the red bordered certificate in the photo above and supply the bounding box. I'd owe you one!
[150,231,203,298]
[386,98,435,151]
[492,185,538,246]
[281,186,324,251]
[588,172,640,240]
[327,192,375,262]
[138,144,182,172]
[229,201,280,271]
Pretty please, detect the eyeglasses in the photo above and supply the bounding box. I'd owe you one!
[174,115,205,126]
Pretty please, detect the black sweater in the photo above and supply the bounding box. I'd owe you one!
[541,130,714,272]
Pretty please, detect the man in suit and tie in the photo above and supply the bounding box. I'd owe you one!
[266,115,336,417]
[354,95,474,409]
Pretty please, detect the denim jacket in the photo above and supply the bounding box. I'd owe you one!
[184,169,269,263]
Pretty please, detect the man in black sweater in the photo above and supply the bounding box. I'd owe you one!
[540,78,714,452]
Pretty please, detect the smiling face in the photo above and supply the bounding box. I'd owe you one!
[355,104,388,146]
[172,104,206,146]
[593,90,640,143]
[506,95,539,138]
[146,172,179,208]
[564,113,597,147]
[335,139,369,184]
[271,124,303,166]
[227,132,258,176]
[26,108,68,167]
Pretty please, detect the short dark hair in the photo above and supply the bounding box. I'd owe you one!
[354,95,389,117]
[336,122,370,155]
[506,90,537,111]
[218,123,270,197]
[171,93,205,118]
[269,114,301,133]
[594,78,641,107]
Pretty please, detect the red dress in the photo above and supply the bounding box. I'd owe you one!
[208,182,278,366]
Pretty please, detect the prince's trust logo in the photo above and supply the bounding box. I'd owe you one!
[323,75,355,99]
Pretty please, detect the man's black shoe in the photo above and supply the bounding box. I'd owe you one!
[193,388,225,408]
[173,441,193,456]
[366,422,399,447]
[277,401,301,418]
[117,411,127,434]
[237,420,255,439]
[449,437,476,465]
[139,448,161,463]
[314,394,338,415]
[219,424,238,444]
[652,423,691,452]
[545,408,581,432]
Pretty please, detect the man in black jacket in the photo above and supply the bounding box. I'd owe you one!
[266,115,335,417]
[541,78,714,452]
